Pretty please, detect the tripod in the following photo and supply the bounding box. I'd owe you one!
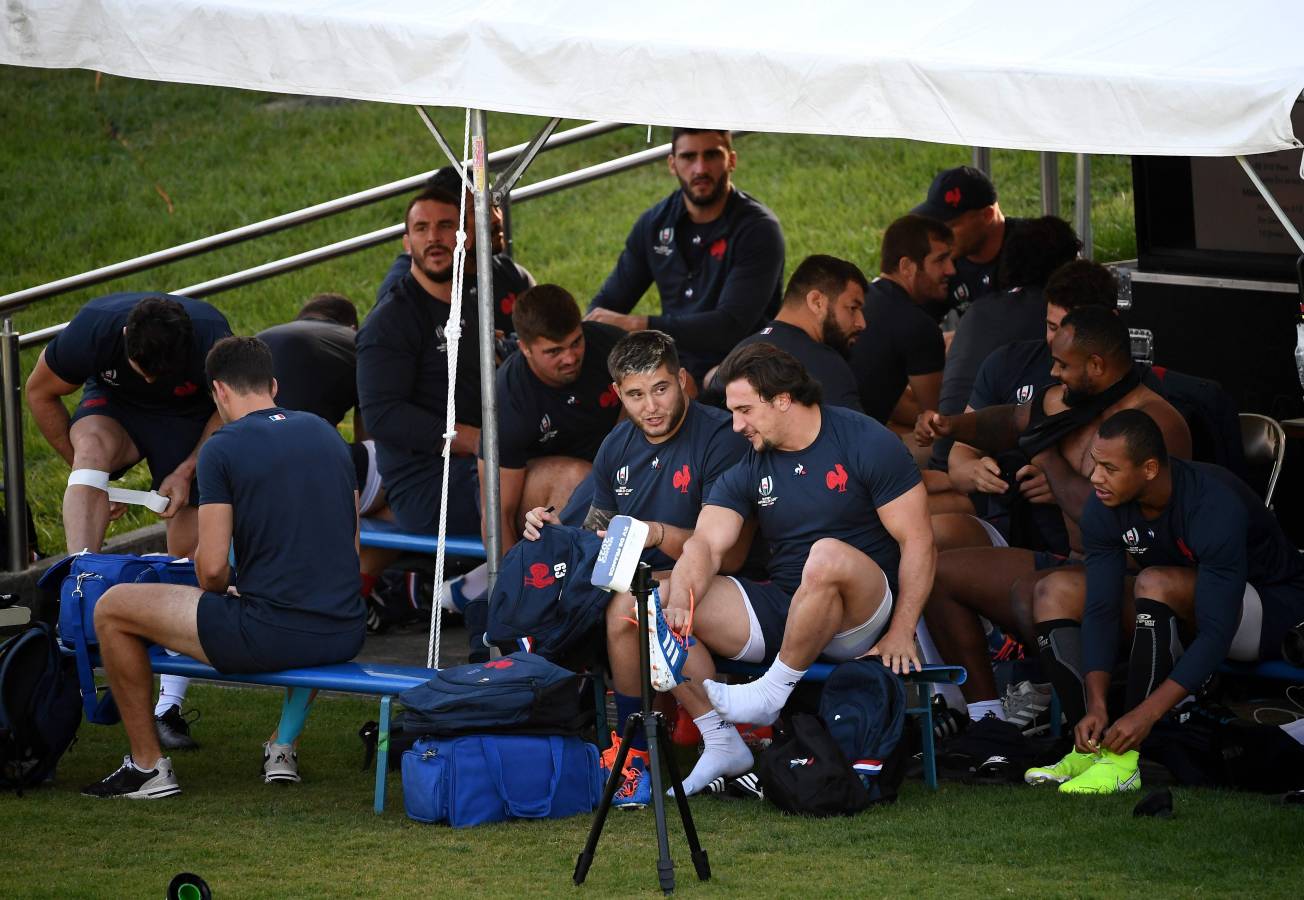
[574,563,711,893]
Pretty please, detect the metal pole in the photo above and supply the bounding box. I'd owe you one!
[500,194,514,258]
[1236,155,1304,254]
[1040,152,1060,217]
[1075,154,1093,260]
[472,111,501,590]
[971,147,991,176]
[1,319,29,571]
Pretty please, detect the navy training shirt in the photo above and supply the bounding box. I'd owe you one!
[256,318,356,427]
[849,278,945,423]
[44,292,231,417]
[947,217,1027,310]
[969,339,1052,412]
[589,187,785,381]
[728,321,863,413]
[377,252,534,336]
[1080,459,1304,691]
[706,405,921,595]
[357,272,483,502]
[591,401,749,570]
[487,321,623,469]
[197,407,361,628]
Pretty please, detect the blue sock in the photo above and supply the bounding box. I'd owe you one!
[614,692,647,752]
[275,687,315,745]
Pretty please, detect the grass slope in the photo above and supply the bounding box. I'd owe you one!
[3,65,1137,549]
[1,684,1296,899]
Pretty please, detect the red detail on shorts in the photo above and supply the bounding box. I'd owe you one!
[825,463,848,493]
[598,385,620,408]
[173,381,198,397]
[82,397,108,408]
[524,563,556,589]
[500,292,516,316]
[709,238,727,259]
[672,464,691,494]
[944,187,962,207]
[483,659,515,669]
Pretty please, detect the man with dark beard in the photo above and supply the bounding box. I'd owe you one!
[586,128,785,384]
[356,184,485,541]
[704,254,867,413]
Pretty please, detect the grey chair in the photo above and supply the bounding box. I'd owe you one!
[1239,412,1286,508]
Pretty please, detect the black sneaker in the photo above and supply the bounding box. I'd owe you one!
[701,771,764,800]
[82,755,181,799]
[938,713,1032,779]
[155,705,200,751]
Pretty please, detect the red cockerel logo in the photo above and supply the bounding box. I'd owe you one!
[599,385,620,408]
[173,381,199,397]
[483,659,515,669]
[944,187,962,207]
[709,238,727,259]
[672,464,691,494]
[825,463,848,493]
[500,293,516,316]
[523,563,556,589]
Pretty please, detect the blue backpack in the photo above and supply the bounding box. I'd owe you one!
[0,623,83,792]
[398,652,591,737]
[38,553,197,724]
[819,659,908,803]
[486,526,609,661]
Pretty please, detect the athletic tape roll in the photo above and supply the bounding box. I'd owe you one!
[107,487,172,514]
[68,469,111,491]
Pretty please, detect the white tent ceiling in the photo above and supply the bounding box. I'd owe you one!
[3,0,1303,156]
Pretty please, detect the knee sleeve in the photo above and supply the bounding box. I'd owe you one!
[1036,618,1087,728]
[68,469,110,491]
[1126,597,1183,711]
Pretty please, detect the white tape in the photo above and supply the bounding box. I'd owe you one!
[68,469,110,491]
[106,488,172,514]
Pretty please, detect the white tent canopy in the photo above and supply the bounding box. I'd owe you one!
[4,0,1303,156]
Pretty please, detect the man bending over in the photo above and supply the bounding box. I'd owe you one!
[81,337,364,798]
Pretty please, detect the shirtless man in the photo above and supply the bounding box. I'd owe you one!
[914,306,1190,728]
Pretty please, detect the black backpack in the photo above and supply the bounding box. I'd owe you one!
[0,623,82,792]
[819,659,909,803]
[756,713,871,817]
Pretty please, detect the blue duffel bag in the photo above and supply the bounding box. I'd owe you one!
[402,733,603,828]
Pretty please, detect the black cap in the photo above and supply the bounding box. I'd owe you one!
[912,166,997,221]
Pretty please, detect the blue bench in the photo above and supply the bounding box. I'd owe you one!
[712,659,967,790]
[358,518,486,558]
[86,648,434,814]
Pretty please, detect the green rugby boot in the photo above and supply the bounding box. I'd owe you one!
[1024,748,1099,785]
[1059,749,1141,795]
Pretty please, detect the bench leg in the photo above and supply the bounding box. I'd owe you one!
[374,695,392,815]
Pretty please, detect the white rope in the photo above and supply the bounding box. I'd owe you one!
[426,108,474,671]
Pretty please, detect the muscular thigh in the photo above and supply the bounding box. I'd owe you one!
[662,573,752,656]
[94,583,209,662]
[937,546,1038,630]
[69,414,141,472]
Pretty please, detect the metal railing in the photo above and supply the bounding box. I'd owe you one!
[0,119,672,569]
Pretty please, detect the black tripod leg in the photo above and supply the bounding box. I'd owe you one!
[657,725,711,881]
[574,714,641,884]
[642,712,676,894]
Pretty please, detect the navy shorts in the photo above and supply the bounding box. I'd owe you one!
[72,383,208,501]
[385,455,481,536]
[1033,551,1075,571]
[727,577,793,665]
[197,592,366,675]
[1257,581,1304,660]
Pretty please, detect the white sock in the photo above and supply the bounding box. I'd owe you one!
[677,710,754,796]
[704,658,806,726]
[155,675,190,717]
[967,699,1006,722]
[461,564,489,601]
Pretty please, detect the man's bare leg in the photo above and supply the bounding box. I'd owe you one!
[165,505,200,558]
[519,456,591,529]
[605,574,755,794]
[704,539,890,726]
[64,416,139,554]
[931,512,999,552]
[92,584,208,770]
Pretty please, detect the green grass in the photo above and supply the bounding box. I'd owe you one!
[2,65,1137,551]
[1,683,1296,898]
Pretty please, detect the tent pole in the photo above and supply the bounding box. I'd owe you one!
[472,110,502,591]
[1075,154,1093,260]
[416,107,473,187]
[1236,155,1304,254]
[1040,152,1060,217]
[971,147,991,176]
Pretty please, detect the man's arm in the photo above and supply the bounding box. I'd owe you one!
[156,410,223,518]
[915,402,1030,454]
[647,218,785,353]
[664,505,744,614]
[480,460,526,556]
[1028,446,1093,523]
[356,310,460,453]
[194,502,233,593]
[1076,499,1128,750]
[590,219,655,314]
[906,371,943,420]
[866,482,936,673]
[25,350,81,466]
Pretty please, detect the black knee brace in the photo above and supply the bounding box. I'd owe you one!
[1035,618,1087,728]
[1125,597,1183,711]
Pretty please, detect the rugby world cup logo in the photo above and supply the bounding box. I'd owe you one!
[615,465,632,496]
[759,477,772,497]
[1016,384,1034,404]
